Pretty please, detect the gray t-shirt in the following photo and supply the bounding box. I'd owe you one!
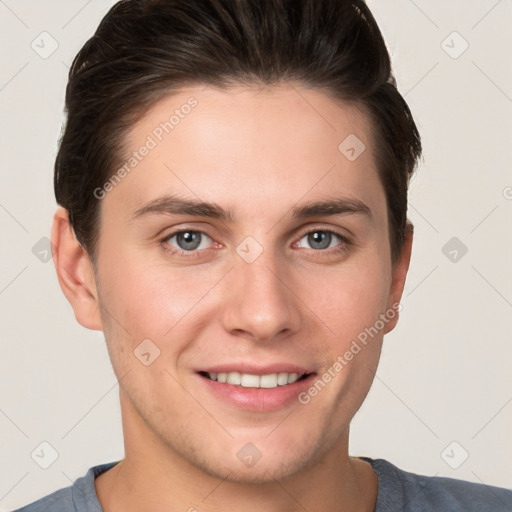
[12,457,512,511]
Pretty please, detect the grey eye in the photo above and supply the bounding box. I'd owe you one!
[307,231,332,250]
[298,230,343,250]
[167,231,211,251]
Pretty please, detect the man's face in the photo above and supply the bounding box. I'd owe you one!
[90,84,406,482]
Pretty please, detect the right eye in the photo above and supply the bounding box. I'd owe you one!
[161,230,214,254]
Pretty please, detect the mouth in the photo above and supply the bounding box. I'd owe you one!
[198,370,311,389]
[195,363,316,411]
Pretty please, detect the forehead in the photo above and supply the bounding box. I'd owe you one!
[104,83,384,224]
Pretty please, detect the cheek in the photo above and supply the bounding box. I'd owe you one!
[96,251,223,357]
[305,256,391,342]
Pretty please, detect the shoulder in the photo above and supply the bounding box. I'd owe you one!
[11,486,73,512]
[10,461,119,512]
[362,457,512,512]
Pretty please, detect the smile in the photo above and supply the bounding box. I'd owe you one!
[200,371,309,389]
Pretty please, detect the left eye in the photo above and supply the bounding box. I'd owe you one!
[296,230,345,251]
[164,230,212,251]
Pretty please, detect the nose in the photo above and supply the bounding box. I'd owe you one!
[220,247,302,342]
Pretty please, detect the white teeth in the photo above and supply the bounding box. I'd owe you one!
[287,372,299,384]
[260,373,278,388]
[226,372,241,385]
[240,374,260,388]
[206,371,305,389]
[277,372,289,385]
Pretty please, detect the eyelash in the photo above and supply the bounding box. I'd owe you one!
[159,227,351,258]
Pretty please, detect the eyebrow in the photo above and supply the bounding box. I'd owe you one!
[131,194,372,222]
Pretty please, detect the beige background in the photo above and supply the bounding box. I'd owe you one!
[1,0,511,508]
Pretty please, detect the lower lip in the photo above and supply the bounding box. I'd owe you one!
[197,373,316,412]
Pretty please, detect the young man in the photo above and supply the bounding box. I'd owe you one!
[14,0,511,510]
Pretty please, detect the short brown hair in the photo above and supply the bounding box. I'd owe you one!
[54,0,422,264]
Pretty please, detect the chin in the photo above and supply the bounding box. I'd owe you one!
[172,431,328,485]
[192,452,312,485]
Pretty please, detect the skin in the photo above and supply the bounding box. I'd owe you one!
[52,83,413,512]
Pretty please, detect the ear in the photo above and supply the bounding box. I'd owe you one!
[51,207,103,331]
[383,221,413,334]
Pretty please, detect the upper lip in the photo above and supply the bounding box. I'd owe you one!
[197,363,313,376]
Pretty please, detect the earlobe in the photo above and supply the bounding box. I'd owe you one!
[384,221,414,334]
[51,207,103,331]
